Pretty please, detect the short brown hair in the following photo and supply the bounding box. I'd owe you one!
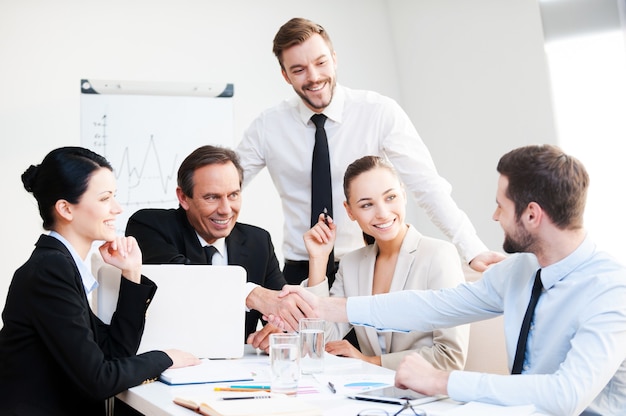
[497,144,588,230]
[273,17,334,69]
[177,145,243,198]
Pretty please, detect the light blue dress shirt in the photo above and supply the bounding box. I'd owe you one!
[347,236,626,415]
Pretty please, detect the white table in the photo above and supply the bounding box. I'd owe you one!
[115,346,538,416]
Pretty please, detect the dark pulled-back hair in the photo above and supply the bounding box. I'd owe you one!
[22,146,112,230]
[497,144,589,230]
[273,17,334,69]
[177,145,244,198]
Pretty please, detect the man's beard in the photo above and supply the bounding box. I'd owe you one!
[295,78,336,110]
[502,221,535,254]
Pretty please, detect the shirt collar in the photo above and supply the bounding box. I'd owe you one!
[196,234,226,257]
[48,231,99,294]
[297,83,345,125]
[540,234,595,289]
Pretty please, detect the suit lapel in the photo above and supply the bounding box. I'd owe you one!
[225,224,247,266]
[361,226,422,354]
[176,208,207,264]
[357,245,385,355]
[388,226,421,293]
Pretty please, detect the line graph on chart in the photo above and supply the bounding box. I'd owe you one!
[81,92,233,234]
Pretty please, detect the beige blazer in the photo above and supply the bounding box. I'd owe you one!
[304,225,469,370]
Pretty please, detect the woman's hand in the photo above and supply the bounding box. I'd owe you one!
[99,236,142,283]
[303,213,336,285]
[164,349,202,369]
[303,213,336,259]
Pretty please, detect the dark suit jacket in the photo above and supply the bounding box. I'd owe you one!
[126,207,287,339]
[0,235,172,416]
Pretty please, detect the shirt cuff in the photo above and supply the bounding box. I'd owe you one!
[347,296,372,327]
[448,370,481,403]
[347,295,410,333]
[244,282,259,312]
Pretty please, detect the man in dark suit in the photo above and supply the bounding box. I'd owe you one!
[126,145,310,345]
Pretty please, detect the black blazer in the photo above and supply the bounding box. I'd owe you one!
[126,207,287,339]
[0,235,172,416]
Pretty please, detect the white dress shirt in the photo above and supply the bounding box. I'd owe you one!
[237,84,487,263]
[347,236,626,415]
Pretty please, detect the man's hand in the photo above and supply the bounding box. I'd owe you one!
[469,250,507,272]
[247,286,314,332]
[266,286,349,330]
[246,324,282,353]
[395,352,450,397]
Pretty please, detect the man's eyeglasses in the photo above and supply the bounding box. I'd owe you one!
[357,400,427,416]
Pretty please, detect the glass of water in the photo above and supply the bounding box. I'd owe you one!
[299,318,325,374]
[269,332,300,395]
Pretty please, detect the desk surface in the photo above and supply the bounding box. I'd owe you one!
[117,346,537,416]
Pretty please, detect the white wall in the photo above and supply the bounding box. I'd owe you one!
[0,0,554,316]
[386,0,556,246]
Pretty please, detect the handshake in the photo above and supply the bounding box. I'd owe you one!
[246,285,348,351]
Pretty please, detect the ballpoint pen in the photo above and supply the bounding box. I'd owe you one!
[323,207,329,226]
[327,381,336,394]
[221,395,271,401]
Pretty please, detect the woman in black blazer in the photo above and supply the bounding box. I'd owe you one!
[0,147,200,415]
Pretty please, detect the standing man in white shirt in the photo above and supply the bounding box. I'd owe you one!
[237,17,505,285]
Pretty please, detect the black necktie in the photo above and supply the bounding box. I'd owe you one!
[310,114,334,279]
[512,269,543,374]
[203,245,218,265]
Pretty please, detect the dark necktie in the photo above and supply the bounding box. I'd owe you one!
[512,269,543,374]
[310,113,335,279]
[203,245,218,265]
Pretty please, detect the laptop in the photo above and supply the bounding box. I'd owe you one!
[92,262,247,359]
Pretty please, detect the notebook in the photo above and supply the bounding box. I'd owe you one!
[93,262,247,359]
[159,358,253,385]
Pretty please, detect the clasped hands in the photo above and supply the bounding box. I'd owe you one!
[246,285,321,351]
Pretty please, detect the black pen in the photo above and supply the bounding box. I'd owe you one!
[323,207,329,226]
[327,381,336,394]
[221,395,271,401]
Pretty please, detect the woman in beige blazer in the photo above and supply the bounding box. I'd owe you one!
[303,155,469,371]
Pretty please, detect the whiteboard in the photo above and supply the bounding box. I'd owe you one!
[80,79,234,234]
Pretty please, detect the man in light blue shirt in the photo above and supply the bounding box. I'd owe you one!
[276,144,626,415]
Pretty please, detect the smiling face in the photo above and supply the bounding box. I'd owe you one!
[344,166,407,244]
[177,161,241,244]
[67,167,121,248]
[280,33,337,112]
